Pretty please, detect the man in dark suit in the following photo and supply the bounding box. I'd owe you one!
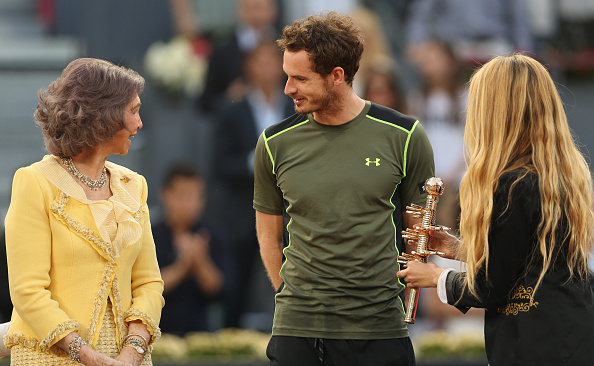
[200,0,280,113]
[213,41,293,329]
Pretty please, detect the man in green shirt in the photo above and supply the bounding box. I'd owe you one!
[253,11,434,366]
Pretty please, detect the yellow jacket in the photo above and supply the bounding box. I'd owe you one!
[4,155,164,352]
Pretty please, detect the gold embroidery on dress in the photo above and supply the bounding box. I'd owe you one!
[497,285,539,315]
[112,275,128,343]
[124,308,162,344]
[51,193,114,260]
[96,299,119,358]
[3,319,78,351]
[134,204,147,222]
[8,303,154,365]
[10,345,74,365]
[87,262,117,345]
[99,300,153,366]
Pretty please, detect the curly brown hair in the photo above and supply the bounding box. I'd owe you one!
[34,58,145,157]
[277,11,364,85]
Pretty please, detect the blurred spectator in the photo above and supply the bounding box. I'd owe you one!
[405,0,535,67]
[406,40,466,231]
[405,41,483,332]
[167,0,212,55]
[37,0,56,34]
[362,57,407,114]
[280,0,360,24]
[212,41,293,329]
[558,0,594,51]
[153,163,230,335]
[169,0,201,37]
[550,0,594,73]
[54,0,175,68]
[523,0,557,49]
[350,6,395,96]
[199,0,281,113]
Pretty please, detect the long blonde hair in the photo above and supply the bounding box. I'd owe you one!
[458,54,594,299]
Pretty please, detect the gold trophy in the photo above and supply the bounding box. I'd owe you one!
[398,177,450,324]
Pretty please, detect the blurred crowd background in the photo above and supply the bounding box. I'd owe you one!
[0,0,593,346]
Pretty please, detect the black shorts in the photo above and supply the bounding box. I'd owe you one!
[266,335,416,366]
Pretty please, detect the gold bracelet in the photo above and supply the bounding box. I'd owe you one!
[68,336,87,363]
[124,333,149,348]
[123,335,148,358]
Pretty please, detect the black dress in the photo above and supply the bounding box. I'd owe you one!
[446,171,594,365]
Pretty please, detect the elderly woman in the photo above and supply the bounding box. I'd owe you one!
[3,58,164,365]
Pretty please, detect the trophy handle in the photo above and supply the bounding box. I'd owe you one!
[400,177,447,324]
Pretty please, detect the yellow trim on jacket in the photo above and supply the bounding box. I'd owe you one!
[3,155,164,353]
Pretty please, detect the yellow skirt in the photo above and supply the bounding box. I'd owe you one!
[10,301,153,365]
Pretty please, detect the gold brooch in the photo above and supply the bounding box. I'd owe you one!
[121,175,131,183]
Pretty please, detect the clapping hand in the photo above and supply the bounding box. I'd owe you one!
[175,229,212,268]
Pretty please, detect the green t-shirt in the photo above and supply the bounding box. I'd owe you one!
[253,101,435,339]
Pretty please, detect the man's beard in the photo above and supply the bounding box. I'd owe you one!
[293,83,339,116]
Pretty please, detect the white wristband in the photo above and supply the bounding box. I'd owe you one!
[437,268,454,304]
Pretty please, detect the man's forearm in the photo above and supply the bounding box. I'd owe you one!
[259,239,283,290]
[255,211,284,290]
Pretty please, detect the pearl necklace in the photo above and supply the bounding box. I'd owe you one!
[61,157,107,191]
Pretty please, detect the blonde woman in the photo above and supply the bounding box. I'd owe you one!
[397,54,594,365]
[4,58,164,365]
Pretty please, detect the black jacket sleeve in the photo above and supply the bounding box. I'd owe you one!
[446,172,540,310]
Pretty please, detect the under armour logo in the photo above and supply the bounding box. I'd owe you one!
[365,158,381,166]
